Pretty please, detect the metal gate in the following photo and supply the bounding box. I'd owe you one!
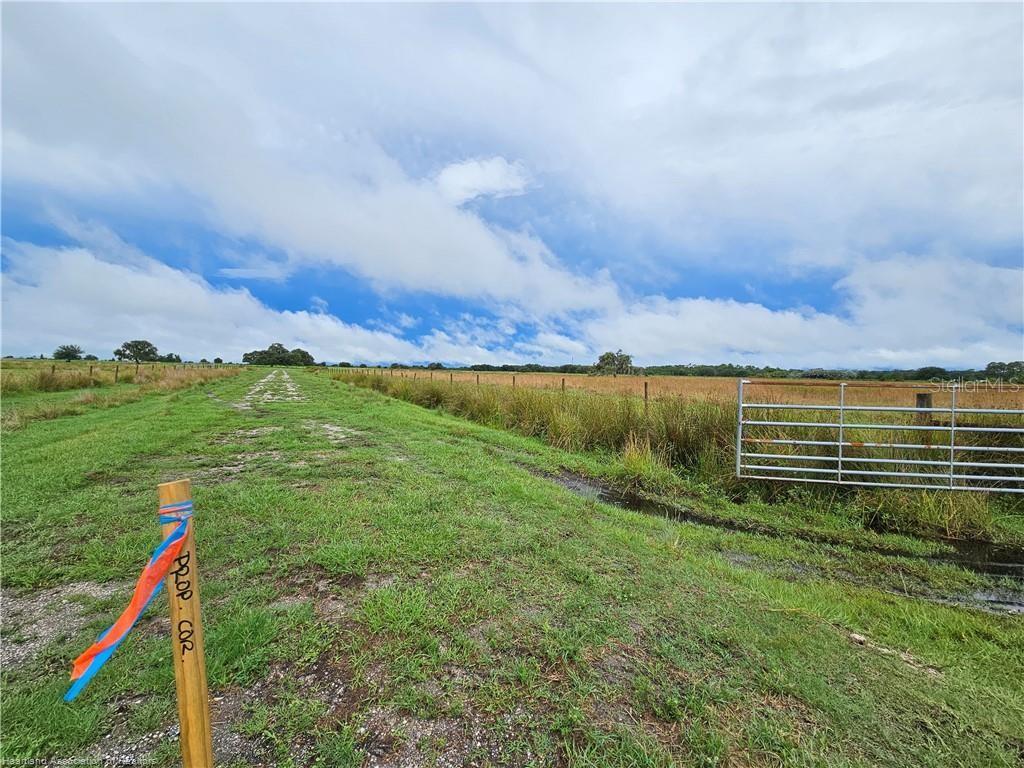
[735,380,1024,494]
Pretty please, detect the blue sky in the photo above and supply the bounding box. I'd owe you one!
[2,3,1022,367]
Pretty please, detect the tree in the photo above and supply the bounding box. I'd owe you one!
[593,350,633,375]
[427,361,445,370]
[53,344,84,361]
[114,340,159,363]
[987,361,1024,383]
[83,354,99,361]
[213,357,223,364]
[914,366,948,381]
[241,343,317,366]
[157,353,182,363]
[594,351,617,374]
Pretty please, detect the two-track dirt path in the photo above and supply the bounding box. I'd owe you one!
[235,369,307,409]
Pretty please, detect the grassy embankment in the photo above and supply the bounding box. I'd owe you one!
[334,370,1024,545]
[1,368,1022,766]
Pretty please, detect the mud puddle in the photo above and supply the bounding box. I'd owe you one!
[540,469,1024,612]
[933,539,1024,581]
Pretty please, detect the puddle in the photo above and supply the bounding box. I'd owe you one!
[723,548,1024,615]
[967,590,1024,614]
[547,469,808,539]
[541,469,1024,588]
[933,539,1024,581]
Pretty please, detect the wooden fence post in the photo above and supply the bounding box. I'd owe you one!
[450,372,453,385]
[51,364,55,374]
[644,380,649,414]
[915,392,934,425]
[476,374,480,386]
[158,479,213,768]
[512,375,516,389]
[114,365,120,383]
[561,377,565,394]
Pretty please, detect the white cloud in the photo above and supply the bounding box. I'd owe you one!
[1,5,618,317]
[531,332,590,359]
[395,313,418,330]
[2,238,1018,369]
[0,239,545,365]
[6,4,1019,278]
[436,157,531,206]
[218,252,292,281]
[582,256,1024,368]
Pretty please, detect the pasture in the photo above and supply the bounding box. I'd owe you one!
[382,368,1024,410]
[338,369,1024,542]
[1,367,1022,766]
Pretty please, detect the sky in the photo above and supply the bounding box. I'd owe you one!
[2,3,1022,368]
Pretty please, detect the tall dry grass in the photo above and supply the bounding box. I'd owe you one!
[372,368,1024,409]
[0,360,238,395]
[338,370,1023,540]
[344,372,740,483]
[0,364,241,430]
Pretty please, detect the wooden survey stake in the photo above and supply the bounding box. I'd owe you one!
[158,479,213,767]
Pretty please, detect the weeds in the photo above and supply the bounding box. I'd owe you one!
[335,371,1022,541]
[857,490,996,539]
[0,361,238,396]
[336,371,737,479]
[1,367,236,431]
[33,371,98,392]
[608,434,675,493]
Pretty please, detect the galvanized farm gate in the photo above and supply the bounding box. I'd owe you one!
[735,380,1024,494]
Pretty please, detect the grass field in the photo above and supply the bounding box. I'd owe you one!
[371,368,1024,409]
[2,368,1023,766]
[1,359,238,394]
[336,370,1024,543]
[0,360,239,431]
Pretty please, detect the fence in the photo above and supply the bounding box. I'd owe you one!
[735,380,1024,494]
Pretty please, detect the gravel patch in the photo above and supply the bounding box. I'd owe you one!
[1,581,125,670]
[235,370,306,409]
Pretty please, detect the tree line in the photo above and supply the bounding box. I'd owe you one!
[37,340,315,366]
[45,341,224,365]
[33,341,1024,383]
[642,361,1024,382]
[361,353,1024,383]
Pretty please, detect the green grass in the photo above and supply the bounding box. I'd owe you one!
[1,368,1022,765]
[335,370,1024,544]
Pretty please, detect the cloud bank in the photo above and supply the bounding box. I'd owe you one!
[4,236,1019,369]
